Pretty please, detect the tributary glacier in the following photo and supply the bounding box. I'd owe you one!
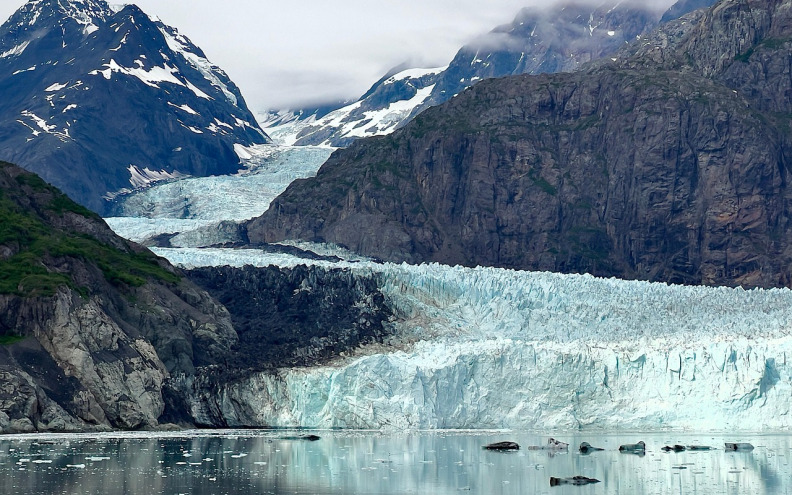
[105,143,792,432]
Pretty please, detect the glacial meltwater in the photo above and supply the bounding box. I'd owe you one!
[0,430,789,494]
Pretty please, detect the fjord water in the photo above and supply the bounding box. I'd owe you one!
[0,431,789,495]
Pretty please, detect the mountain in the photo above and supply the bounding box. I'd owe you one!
[263,0,716,148]
[0,0,269,214]
[0,161,237,433]
[247,0,792,289]
[0,160,400,432]
[264,65,446,147]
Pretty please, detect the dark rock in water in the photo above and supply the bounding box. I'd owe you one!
[725,442,754,451]
[483,441,520,451]
[550,476,601,486]
[280,434,321,441]
[662,445,686,452]
[619,441,646,452]
[579,442,605,454]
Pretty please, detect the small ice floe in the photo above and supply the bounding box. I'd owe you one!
[254,462,267,466]
[86,456,111,461]
[230,453,248,458]
[203,458,213,462]
[32,460,53,464]
[527,438,569,451]
[66,464,86,469]
[725,443,754,451]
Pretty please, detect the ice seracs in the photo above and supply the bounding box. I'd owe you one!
[149,243,792,431]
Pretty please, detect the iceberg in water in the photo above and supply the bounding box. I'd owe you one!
[156,247,792,431]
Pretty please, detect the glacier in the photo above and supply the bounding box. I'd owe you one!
[101,139,792,432]
[156,247,792,431]
[105,144,332,245]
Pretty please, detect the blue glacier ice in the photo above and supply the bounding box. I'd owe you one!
[102,142,792,432]
[155,247,792,431]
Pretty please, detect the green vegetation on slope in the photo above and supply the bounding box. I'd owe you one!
[0,169,179,297]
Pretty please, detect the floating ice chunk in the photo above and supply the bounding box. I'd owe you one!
[67,464,86,469]
[86,456,110,461]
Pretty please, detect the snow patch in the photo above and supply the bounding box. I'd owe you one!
[0,41,30,58]
[12,66,36,75]
[45,82,68,92]
[126,165,183,189]
[168,102,198,115]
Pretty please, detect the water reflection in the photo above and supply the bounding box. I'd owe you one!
[0,431,789,494]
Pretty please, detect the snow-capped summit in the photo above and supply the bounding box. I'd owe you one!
[266,0,716,148]
[264,65,445,148]
[0,0,269,213]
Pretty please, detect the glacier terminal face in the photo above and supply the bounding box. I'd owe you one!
[157,247,792,431]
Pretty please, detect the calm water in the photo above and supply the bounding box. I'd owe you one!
[0,430,789,494]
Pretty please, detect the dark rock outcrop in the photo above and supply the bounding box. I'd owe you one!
[0,0,268,214]
[186,264,394,370]
[248,0,792,289]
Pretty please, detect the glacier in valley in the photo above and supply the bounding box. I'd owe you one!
[104,144,333,245]
[157,247,792,431]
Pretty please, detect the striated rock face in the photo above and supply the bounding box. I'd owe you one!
[0,162,236,433]
[248,0,792,289]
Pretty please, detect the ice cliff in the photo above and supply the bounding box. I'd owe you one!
[160,248,792,431]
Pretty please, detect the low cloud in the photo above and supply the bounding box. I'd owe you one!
[0,0,681,111]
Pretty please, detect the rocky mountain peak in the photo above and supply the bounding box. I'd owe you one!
[0,0,269,213]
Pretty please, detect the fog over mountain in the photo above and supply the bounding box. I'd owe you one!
[0,0,680,111]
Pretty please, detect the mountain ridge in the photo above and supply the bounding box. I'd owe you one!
[247,0,792,289]
[263,0,716,148]
[0,0,269,214]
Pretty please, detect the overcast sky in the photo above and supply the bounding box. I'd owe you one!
[0,0,677,113]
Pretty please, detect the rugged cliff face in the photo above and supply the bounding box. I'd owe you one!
[187,264,394,370]
[248,0,792,289]
[0,162,236,433]
[0,162,401,431]
[181,264,395,427]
